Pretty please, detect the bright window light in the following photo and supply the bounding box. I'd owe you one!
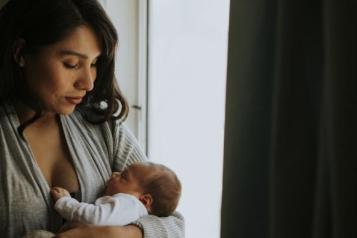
[148,1,230,237]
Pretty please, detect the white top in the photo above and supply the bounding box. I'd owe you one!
[55,193,148,226]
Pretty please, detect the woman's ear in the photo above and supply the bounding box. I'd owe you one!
[13,38,26,67]
[139,194,153,212]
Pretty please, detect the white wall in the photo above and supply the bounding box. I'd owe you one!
[101,0,139,134]
[100,0,147,151]
[148,1,230,237]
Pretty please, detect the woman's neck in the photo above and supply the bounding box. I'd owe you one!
[14,102,57,126]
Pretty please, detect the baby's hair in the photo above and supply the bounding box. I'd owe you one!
[140,162,182,217]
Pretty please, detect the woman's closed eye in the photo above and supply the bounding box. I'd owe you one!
[64,61,97,70]
[63,62,79,69]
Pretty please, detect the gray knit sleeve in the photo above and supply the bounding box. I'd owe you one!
[111,121,148,171]
[111,120,185,238]
[133,212,185,238]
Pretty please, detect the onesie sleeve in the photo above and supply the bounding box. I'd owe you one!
[111,120,185,238]
[54,195,149,226]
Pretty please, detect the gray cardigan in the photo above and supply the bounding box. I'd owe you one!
[0,102,184,238]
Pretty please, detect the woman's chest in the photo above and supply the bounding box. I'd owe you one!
[0,110,114,203]
[25,121,79,192]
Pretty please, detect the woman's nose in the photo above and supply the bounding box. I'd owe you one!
[74,67,95,91]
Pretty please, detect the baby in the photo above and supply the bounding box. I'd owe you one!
[51,162,182,226]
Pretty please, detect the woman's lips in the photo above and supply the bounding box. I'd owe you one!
[65,97,83,105]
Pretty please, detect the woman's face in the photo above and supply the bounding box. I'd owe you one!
[21,25,102,115]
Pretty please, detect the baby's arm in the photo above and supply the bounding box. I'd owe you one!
[54,198,112,225]
[51,187,147,226]
[51,187,110,225]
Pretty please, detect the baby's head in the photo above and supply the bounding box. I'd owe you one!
[104,162,181,217]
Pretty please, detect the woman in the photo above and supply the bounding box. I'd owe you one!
[0,0,184,237]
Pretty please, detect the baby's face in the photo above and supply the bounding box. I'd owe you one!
[104,163,152,197]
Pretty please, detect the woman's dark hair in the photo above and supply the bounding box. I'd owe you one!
[0,0,129,133]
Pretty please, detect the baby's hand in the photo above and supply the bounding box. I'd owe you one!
[51,187,70,202]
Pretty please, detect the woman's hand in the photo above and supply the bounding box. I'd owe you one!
[55,223,143,238]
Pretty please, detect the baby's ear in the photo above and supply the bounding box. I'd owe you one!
[139,194,153,212]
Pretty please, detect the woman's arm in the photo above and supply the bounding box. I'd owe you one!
[110,123,185,238]
[56,120,186,238]
[133,212,185,238]
[55,212,185,238]
[55,224,142,238]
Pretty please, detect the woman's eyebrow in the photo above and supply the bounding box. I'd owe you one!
[59,49,101,60]
[59,49,89,59]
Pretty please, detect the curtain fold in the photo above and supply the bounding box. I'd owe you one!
[221,0,357,237]
[0,0,7,9]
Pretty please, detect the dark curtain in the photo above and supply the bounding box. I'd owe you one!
[0,0,7,9]
[221,0,357,237]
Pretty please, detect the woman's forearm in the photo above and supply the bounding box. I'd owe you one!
[136,212,185,238]
[55,224,143,238]
[106,225,143,238]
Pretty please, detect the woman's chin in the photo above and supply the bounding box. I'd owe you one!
[57,105,77,115]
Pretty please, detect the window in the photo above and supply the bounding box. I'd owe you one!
[100,0,148,152]
[102,1,230,237]
[148,1,230,238]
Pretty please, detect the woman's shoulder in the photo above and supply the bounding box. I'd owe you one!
[0,101,20,128]
[63,110,134,151]
[66,110,147,170]
[65,110,126,135]
[64,110,141,147]
[0,100,16,116]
